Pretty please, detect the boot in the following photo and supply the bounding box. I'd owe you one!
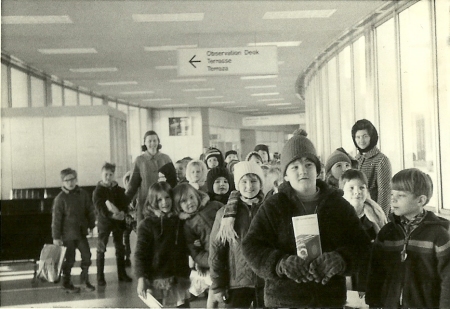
[80,268,96,292]
[62,275,80,293]
[117,258,132,282]
[97,252,106,287]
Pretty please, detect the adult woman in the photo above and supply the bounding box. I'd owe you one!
[126,131,172,222]
[351,119,392,216]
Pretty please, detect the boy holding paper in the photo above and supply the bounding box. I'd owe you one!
[93,163,132,286]
[242,132,371,308]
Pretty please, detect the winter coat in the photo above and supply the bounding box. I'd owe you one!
[52,186,96,241]
[134,209,190,282]
[242,180,371,308]
[355,147,392,216]
[125,151,172,222]
[92,181,128,230]
[366,211,450,308]
[209,190,265,293]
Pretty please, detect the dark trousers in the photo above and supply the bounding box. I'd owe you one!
[62,237,91,278]
[97,221,125,258]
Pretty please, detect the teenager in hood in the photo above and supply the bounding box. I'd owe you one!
[206,166,235,205]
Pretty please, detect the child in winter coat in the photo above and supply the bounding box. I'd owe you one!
[135,182,191,308]
[366,168,450,308]
[172,183,223,308]
[325,149,352,189]
[204,147,225,170]
[206,167,234,205]
[185,160,208,192]
[52,168,96,293]
[209,161,266,308]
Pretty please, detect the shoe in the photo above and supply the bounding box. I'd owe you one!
[97,275,107,287]
[84,281,96,292]
[118,273,133,282]
[62,283,81,293]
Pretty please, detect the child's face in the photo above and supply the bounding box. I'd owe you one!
[175,163,186,179]
[144,134,159,153]
[156,191,172,213]
[179,189,199,214]
[225,154,238,163]
[257,150,269,164]
[238,175,261,199]
[62,174,78,190]
[331,161,351,180]
[342,179,368,209]
[189,165,202,182]
[284,158,317,195]
[101,169,115,186]
[248,155,262,166]
[355,129,371,150]
[213,177,230,195]
[207,157,219,169]
[391,190,424,220]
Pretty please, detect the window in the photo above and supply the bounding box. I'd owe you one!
[64,88,78,106]
[327,57,342,151]
[2,64,9,108]
[30,75,45,107]
[93,96,103,106]
[11,67,28,108]
[108,100,117,109]
[338,46,355,153]
[354,35,373,120]
[79,92,91,106]
[51,83,63,106]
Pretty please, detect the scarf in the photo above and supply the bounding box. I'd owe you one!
[400,209,427,236]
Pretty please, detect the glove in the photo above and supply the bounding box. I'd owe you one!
[309,251,346,285]
[53,239,63,246]
[276,255,312,283]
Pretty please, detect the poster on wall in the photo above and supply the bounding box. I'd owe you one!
[169,117,191,136]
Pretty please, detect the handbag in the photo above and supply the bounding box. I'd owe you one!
[36,244,67,283]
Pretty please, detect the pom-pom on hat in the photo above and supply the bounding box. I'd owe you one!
[233,161,264,188]
[204,147,224,168]
[206,167,233,194]
[325,149,352,174]
[281,133,321,176]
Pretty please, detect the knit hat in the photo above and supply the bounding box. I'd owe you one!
[204,147,224,168]
[233,161,264,188]
[158,162,177,188]
[254,144,270,162]
[224,150,238,160]
[227,159,240,175]
[281,133,321,176]
[325,149,352,174]
[245,151,263,162]
[206,167,233,194]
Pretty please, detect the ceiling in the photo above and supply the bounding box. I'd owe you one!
[1,0,387,116]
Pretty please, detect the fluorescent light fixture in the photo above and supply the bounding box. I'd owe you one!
[38,48,97,54]
[120,91,154,95]
[263,10,336,19]
[267,102,292,106]
[244,85,276,89]
[251,92,280,97]
[257,98,284,102]
[98,81,137,86]
[133,13,204,22]
[183,88,215,92]
[142,98,172,102]
[240,109,259,112]
[196,96,224,99]
[226,105,247,108]
[70,67,118,73]
[170,78,206,83]
[145,45,197,51]
[240,75,278,80]
[248,41,301,47]
[155,65,177,70]
[164,104,189,108]
[210,101,235,105]
[2,15,72,24]
[278,106,299,110]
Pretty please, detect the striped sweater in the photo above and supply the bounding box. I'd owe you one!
[356,147,392,216]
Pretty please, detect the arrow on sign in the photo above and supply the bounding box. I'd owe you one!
[189,55,201,68]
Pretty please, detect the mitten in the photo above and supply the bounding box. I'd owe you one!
[309,251,346,285]
[276,255,312,283]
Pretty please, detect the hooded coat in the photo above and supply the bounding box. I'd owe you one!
[92,180,128,230]
[366,211,450,308]
[242,180,371,308]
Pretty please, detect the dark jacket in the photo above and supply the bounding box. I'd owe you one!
[242,180,371,308]
[366,211,450,308]
[52,186,96,241]
[92,181,128,230]
[209,191,265,293]
[134,210,190,281]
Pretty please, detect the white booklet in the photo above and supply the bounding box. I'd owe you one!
[139,292,163,308]
[292,214,322,262]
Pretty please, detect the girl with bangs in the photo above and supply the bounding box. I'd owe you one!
[135,182,191,308]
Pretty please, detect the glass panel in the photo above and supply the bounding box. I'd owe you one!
[30,75,45,107]
[338,46,355,154]
[320,66,331,157]
[2,64,9,108]
[376,19,403,175]
[10,67,28,108]
[51,83,63,106]
[117,103,128,114]
[93,96,103,106]
[314,75,324,159]
[64,88,78,106]
[354,35,373,121]
[328,57,341,151]
[129,106,141,162]
[79,92,91,106]
[108,100,117,108]
[436,0,450,210]
[399,1,438,207]
[140,108,149,137]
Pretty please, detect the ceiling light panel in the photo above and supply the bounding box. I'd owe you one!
[251,92,280,97]
[70,67,118,73]
[183,88,215,92]
[226,105,247,108]
[120,91,154,95]
[248,41,301,47]
[257,98,285,102]
[132,13,204,22]
[38,48,97,54]
[196,96,224,99]
[263,10,336,19]
[210,101,235,105]
[278,106,299,110]
[169,78,206,83]
[164,103,189,107]
[241,75,278,80]
[98,81,137,86]
[142,98,172,102]
[267,102,292,106]
[240,109,259,112]
[145,45,197,52]
[2,15,72,24]
[244,85,276,89]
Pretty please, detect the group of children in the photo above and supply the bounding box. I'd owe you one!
[51,126,449,308]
